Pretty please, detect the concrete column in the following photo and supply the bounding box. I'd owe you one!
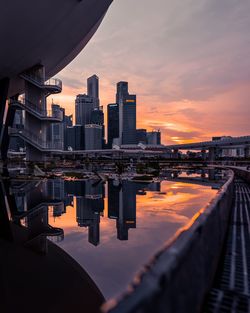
[173,171,179,179]
[0,181,13,241]
[201,149,207,160]
[0,78,9,147]
[201,169,206,179]
[208,168,215,181]
[1,104,16,160]
[173,149,179,159]
[244,147,250,159]
[208,147,215,162]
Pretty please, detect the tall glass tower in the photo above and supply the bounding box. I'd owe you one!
[87,75,100,108]
[117,82,137,145]
[107,103,119,148]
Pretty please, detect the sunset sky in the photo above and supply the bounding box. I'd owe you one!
[52,0,250,145]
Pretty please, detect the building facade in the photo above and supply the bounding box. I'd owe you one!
[117,82,137,145]
[75,94,95,126]
[136,129,147,144]
[85,124,102,150]
[65,125,84,151]
[91,107,105,148]
[87,74,100,108]
[147,131,161,145]
[107,103,119,148]
[49,104,65,150]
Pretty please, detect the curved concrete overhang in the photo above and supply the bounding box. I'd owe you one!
[0,0,113,96]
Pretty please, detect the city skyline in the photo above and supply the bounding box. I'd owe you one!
[51,0,250,145]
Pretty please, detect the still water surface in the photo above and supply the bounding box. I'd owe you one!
[40,175,221,299]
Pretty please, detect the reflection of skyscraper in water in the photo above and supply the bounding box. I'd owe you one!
[47,179,66,217]
[108,180,136,240]
[47,179,64,200]
[76,180,104,246]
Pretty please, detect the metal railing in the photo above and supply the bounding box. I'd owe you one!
[10,98,63,121]
[45,78,62,90]
[20,72,62,92]
[9,128,63,151]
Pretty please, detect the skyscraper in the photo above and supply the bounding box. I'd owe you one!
[91,107,105,148]
[65,125,84,150]
[75,94,95,126]
[136,129,147,144]
[63,114,73,150]
[120,98,137,145]
[116,82,137,145]
[91,108,104,125]
[107,103,119,148]
[50,104,65,150]
[87,74,99,108]
[85,124,102,150]
[116,81,128,104]
[147,130,161,145]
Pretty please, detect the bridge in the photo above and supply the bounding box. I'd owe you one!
[165,136,250,150]
[164,136,250,161]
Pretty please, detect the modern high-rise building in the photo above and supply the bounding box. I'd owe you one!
[74,125,85,150]
[136,129,147,144]
[120,95,137,145]
[87,75,100,108]
[63,114,73,150]
[116,81,128,104]
[147,130,161,145]
[49,104,65,150]
[91,107,105,148]
[117,82,137,145]
[75,94,95,126]
[65,125,84,151]
[90,108,104,125]
[107,103,119,148]
[64,114,73,128]
[85,124,102,150]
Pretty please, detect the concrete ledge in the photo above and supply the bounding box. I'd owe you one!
[102,170,235,313]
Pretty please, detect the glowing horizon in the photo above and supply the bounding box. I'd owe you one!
[51,0,250,145]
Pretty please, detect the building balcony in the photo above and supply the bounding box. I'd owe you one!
[20,72,62,94]
[9,128,62,152]
[10,98,63,122]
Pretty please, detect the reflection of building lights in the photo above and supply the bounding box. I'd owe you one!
[85,194,102,200]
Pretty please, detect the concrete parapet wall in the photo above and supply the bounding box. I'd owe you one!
[103,170,235,313]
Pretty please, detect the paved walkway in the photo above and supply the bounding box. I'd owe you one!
[204,179,250,312]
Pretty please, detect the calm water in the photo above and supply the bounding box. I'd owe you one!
[5,170,226,301]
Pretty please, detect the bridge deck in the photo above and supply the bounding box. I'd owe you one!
[204,180,250,312]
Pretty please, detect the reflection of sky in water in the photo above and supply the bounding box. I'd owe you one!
[49,180,217,300]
